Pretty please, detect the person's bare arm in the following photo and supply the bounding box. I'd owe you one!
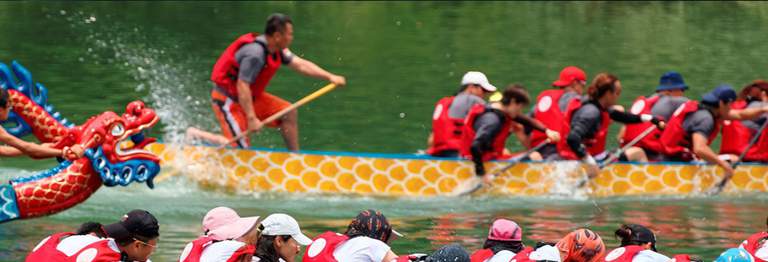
[691,132,734,176]
[287,56,346,85]
[0,127,62,158]
[727,106,768,120]
[0,145,23,157]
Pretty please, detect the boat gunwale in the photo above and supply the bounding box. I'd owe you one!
[155,142,768,167]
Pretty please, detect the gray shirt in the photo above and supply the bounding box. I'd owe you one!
[559,91,580,112]
[682,109,715,137]
[235,35,294,84]
[448,93,486,119]
[651,95,689,120]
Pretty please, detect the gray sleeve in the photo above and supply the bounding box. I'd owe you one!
[744,101,768,130]
[566,105,600,158]
[281,49,295,64]
[235,45,266,84]
[472,112,503,149]
[682,111,715,136]
[558,92,579,112]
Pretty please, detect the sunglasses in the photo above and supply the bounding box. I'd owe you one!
[133,238,157,249]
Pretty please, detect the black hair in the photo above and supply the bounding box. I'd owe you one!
[0,88,8,108]
[265,13,293,36]
[482,239,524,254]
[614,224,646,247]
[500,85,530,106]
[255,234,293,262]
[76,221,107,238]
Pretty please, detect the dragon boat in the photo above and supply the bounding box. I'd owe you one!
[0,61,161,223]
[147,143,768,197]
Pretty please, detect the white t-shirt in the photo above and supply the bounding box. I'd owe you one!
[332,236,391,262]
[488,250,516,262]
[755,243,768,261]
[632,250,670,262]
[198,240,246,262]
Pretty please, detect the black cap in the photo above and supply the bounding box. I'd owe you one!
[627,224,657,251]
[426,244,470,262]
[104,209,159,242]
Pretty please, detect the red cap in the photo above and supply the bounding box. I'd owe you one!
[552,66,586,87]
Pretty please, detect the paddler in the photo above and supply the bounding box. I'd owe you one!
[659,85,768,183]
[529,66,588,160]
[719,80,768,162]
[622,71,690,162]
[302,209,402,262]
[0,88,84,160]
[178,206,261,262]
[427,71,497,158]
[559,73,665,178]
[459,86,561,183]
[209,13,346,150]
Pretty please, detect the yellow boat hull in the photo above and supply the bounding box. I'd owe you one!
[147,143,768,197]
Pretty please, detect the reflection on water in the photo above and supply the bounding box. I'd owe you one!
[3,1,768,261]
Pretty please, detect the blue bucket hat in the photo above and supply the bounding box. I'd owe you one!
[656,71,688,91]
[702,84,737,104]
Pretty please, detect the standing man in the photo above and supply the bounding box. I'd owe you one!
[210,13,346,150]
[427,71,496,158]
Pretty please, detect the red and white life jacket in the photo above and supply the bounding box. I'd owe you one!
[670,254,694,262]
[605,245,646,262]
[460,104,513,161]
[179,237,255,262]
[470,249,494,262]
[303,231,351,262]
[557,100,611,160]
[427,96,465,155]
[64,238,123,262]
[513,247,535,262]
[25,232,74,262]
[210,33,282,99]
[740,231,768,262]
[659,101,720,160]
[530,89,567,149]
[622,95,664,153]
[720,100,768,162]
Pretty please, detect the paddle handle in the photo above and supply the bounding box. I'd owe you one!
[220,83,338,148]
[599,125,656,169]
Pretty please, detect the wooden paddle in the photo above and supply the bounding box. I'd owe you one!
[709,118,768,195]
[455,139,551,196]
[577,125,657,188]
[217,83,338,149]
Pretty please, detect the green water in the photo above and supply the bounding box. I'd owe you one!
[2,1,768,261]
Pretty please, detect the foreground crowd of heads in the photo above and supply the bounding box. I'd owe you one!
[24,208,768,262]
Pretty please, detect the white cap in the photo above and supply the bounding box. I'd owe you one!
[529,245,561,262]
[461,71,497,92]
[260,213,313,246]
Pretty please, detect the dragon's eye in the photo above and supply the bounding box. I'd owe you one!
[110,123,125,137]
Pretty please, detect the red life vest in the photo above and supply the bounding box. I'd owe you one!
[720,100,768,161]
[427,96,465,155]
[622,95,664,153]
[740,231,768,262]
[557,100,611,160]
[671,254,693,262]
[210,33,282,99]
[470,249,494,262]
[25,232,73,262]
[303,231,351,262]
[530,89,567,148]
[460,104,513,161]
[604,245,646,262]
[64,239,122,262]
[513,247,535,262]
[659,101,721,160]
[180,237,256,262]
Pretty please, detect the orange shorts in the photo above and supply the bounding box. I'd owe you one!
[210,88,290,148]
